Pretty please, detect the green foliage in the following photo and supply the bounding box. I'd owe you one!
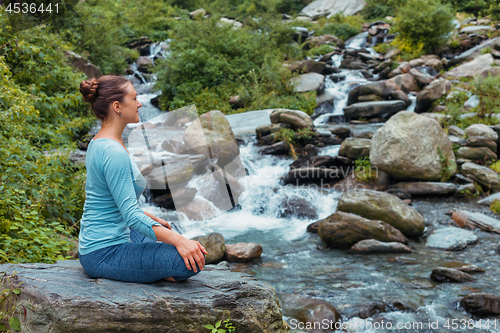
[153,16,314,115]
[472,74,500,118]
[490,199,500,214]
[437,146,455,182]
[373,43,392,54]
[306,44,336,57]
[393,0,454,54]
[489,160,500,173]
[0,9,87,264]
[448,0,498,16]
[354,156,377,182]
[204,318,236,333]
[315,23,361,41]
[362,0,406,19]
[0,272,25,332]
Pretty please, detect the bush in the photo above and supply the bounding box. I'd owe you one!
[316,23,361,41]
[490,199,500,214]
[472,74,500,118]
[393,0,454,54]
[153,16,314,114]
[362,0,406,19]
[306,44,336,57]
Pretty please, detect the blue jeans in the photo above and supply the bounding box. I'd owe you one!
[79,228,202,283]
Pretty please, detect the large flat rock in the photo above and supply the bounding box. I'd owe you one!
[343,100,406,118]
[301,0,366,18]
[0,260,289,333]
[426,227,478,251]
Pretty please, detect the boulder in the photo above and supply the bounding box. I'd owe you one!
[420,113,451,127]
[461,162,500,189]
[177,197,219,221]
[449,37,500,66]
[290,73,325,93]
[290,60,327,74]
[281,295,340,331]
[333,170,390,192]
[415,79,452,113]
[385,73,418,93]
[64,50,103,79]
[270,109,314,129]
[282,167,344,185]
[460,25,496,34]
[449,125,465,137]
[430,267,474,282]
[370,111,457,181]
[461,293,500,316]
[426,227,478,250]
[456,146,497,161]
[444,54,495,79]
[452,210,500,232]
[391,182,457,195]
[338,138,371,159]
[343,100,407,119]
[279,197,318,219]
[224,243,263,263]
[466,136,497,152]
[317,211,408,249]
[301,0,366,18]
[153,187,197,210]
[410,68,434,85]
[256,123,289,139]
[349,239,412,254]
[191,232,226,264]
[337,189,425,237]
[0,260,289,333]
[478,192,500,205]
[464,124,499,141]
[183,110,240,162]
[304,34,344,49]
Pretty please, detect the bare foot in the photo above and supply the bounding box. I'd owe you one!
[163,277,176,282]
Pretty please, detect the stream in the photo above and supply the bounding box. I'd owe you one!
[103,35,500,332]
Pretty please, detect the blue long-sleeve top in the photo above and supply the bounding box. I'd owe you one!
[78,138,162,255]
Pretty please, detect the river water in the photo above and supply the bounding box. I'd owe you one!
[115,36,500,332]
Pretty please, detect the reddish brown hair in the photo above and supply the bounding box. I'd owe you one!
[79,75,131,120]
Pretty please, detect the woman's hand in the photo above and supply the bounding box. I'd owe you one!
[156,217,172,230]
[175,238,208,273]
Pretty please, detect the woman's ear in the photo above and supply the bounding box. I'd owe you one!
[111,101,121,114]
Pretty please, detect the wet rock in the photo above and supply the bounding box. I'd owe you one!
[290,59,327,74]
[370,111,457,181]
[337,189,425,237]
[304,34,345,49]
[192,232,226,264]
[430,267,474,282]
[461,293,500,316]
[307,221,321,233]
[147,159,194,189]
[344,100,407,119]
[391,182,457,195]
[444,54,496,79]
[224,243,263,263]
[281,294,341,332]
[259,141,288,155]
[461,162,500,189]
[283,167,344,185]
[317,211,409,249]
[466,136,497,152]
[349,239,412,254]
[385,73,418,93]
[0,261,288,332]
[478,192,500,205]
[289,155,343,170]
[183,110,240,161]
[465,124,499,141]
[415,79,452,113]
[255,123,289,139]
[153,187,197,210]
[458,265,485,274]
[452,210,500,232]
[460,25,496,34]
[338,138,371,159]
[449,135,467,146]
[456,146,497,161]
[388,62,411,78]
[410,68,434,85]
[64,50,103,79]
[270,109,314,129]
[420,113,451,127]
[177,196,219,221]
[279,197,318,219]
[330,126,351,139]
[426,227,478,250]
[333,170,390,192]
[290,73,325,93]
[197,167,245,211]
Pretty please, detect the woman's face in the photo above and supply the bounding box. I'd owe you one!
[120,83,142,123]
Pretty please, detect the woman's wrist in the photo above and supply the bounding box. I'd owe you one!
[152,225,185,247]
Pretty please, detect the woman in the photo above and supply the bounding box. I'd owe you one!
[78,75,207,283]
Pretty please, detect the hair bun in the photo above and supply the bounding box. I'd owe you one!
[79,78,99,104]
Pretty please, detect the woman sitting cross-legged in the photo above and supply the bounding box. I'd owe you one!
[78,75,207,283]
